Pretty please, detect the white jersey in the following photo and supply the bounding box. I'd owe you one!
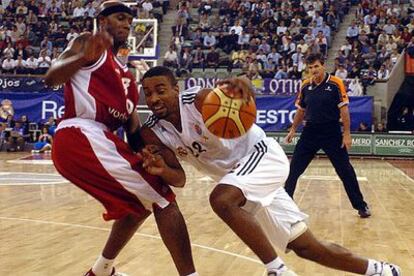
[144,86,266,181]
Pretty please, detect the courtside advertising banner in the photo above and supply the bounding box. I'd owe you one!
[0,92,373,131]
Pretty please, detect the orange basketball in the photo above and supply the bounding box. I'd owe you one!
[201,87,256,139]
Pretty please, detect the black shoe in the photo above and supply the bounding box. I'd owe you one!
[358,206,371,218]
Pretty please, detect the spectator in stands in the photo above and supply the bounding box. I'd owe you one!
[335,64,348,80]
[6,121,25,152]
[357,122,370,132]
[274,65,288,80]
[163,45,179,68]
[66,28,79,42]
[142,0,154,18]
[377,65,390,80]
[5,114,15,128]
[229,20,243,36]
[206,46,219,69]
[179,47,192,73]
[288,65,302,79]
[397,107,414,131]
[192,46,205,70]
[361,66,377,94]
[32,126,53,153]
[3,42,15,58]
[346,21,359,43]
[223,30,238,54]
[316,31,328,56]
[190,28,203,48]
[2,56,15,74]
[267,47,282,66]
[40,36,53,53]
[203,31,216,49]
[375,122,387,133]
[25,54,38,74]
[72,2,85,18]
[37,50,51,74]
[15,55,27,74]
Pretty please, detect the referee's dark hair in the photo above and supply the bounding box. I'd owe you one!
[306,53,325,65]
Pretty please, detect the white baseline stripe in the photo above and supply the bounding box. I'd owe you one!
[301,175,368,181]
[0,216,261,264]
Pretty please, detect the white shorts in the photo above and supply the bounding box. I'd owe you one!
[220,137,309,252]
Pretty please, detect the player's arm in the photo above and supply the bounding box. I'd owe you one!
[44,32,112,86]
[140,126,186,188]
[336,78,352,150]
[284,83,307,143]
[124,111,145,152]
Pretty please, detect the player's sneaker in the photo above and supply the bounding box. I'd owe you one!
[358,206,371,218]
[380,263,401,276]
[268,269,298,276]
[84,268,129,276]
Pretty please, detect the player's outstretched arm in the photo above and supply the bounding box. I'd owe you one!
[140,126,186,187]
[44,32,112,86]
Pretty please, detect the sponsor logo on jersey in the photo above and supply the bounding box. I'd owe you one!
[108,107,128,122]
[176,146,188,157]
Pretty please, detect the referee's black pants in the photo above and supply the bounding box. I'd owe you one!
[284,122,368,210]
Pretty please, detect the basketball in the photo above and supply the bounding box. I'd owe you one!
[201,87,256,139]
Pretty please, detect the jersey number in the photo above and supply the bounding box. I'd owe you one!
[186,141,206,158]
[122,78,135,115]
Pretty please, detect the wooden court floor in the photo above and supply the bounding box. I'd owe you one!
[0,152,413,276]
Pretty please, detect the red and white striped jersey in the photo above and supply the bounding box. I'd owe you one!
[62,50,138,131]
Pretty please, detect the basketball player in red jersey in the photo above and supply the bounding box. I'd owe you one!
[45,2,197,276]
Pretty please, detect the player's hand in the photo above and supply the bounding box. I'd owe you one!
[217,76,255,104]
[284,129,296,144]
[142,145,167,176]
[342,133,352,150]
[81,32,113,64]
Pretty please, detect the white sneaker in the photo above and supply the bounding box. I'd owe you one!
[268,269,298,276]
[380,263,401,276]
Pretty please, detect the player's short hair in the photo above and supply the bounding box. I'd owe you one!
[142,66,178,86]
[305,53,325,65]
[97,1,133,17]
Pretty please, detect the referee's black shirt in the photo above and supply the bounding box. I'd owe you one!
[295,74,349,124]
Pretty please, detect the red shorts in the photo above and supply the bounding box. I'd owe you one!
[52,125,175,221]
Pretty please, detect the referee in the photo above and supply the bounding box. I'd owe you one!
[284,53,370,218]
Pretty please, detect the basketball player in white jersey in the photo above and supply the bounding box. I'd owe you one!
[140,66,401,276]
[45,2,197,276]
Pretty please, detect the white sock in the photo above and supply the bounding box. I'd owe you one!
[266,257,288,273]
[92,255,114,276]
[365,259,382,275]
[186,273,199,276]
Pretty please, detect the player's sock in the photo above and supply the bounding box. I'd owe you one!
[365,259,382,275]
[266,257,288,273]
[92,254,115,276]
[186,273,199,276]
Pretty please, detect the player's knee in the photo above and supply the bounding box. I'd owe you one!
[209,193,233,216]
[121,213,145,227]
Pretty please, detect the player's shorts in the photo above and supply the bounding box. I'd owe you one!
[52,118,175,221]
[220,137,308,252]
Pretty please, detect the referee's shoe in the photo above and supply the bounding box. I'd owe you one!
[358,206,371,218]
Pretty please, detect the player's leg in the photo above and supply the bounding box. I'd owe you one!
[287,229,401,275]
[284,131,319,198]
[211,139,298,275]
[154,201,196,276]
[53,127,196,275]
[210,184,278,264]
[90,212,150,276]
[321,132,369,216]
